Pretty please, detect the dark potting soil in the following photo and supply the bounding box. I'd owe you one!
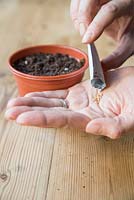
[13,53,85,76]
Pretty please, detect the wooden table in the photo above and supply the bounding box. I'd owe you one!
[0,0,134,199]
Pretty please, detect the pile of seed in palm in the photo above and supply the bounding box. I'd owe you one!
[13,53,85,76]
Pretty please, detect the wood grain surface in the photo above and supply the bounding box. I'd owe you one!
[0,0,134,200]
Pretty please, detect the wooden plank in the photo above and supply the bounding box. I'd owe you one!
[0,1,57,199]
[46,129,134,200]
[0,116,56,200]
[0,0,134,200]
[0,75,56,199]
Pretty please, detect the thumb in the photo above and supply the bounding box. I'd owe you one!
[101,32,134,71]
[86,113,134,139]
[82,0,131,43]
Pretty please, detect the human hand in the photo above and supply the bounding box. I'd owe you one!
[70,0,134,70]
[5,66,134,139]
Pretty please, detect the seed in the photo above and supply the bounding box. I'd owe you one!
[64,67,69,71]
[24,60,28,65]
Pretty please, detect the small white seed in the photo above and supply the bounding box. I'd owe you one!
[64,67,69,71]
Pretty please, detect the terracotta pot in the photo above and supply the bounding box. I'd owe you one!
[9,45,88,96]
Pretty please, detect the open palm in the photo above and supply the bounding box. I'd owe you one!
[5,66,134,139]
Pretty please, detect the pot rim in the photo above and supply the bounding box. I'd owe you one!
[8,44,88,80]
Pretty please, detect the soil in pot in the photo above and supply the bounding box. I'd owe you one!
[13,53,85,76]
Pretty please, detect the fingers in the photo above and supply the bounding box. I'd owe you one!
[70,0,80,31]
[86,117,122,139]
[9,109,90,130]
[5,106,33,120]
[16,110,67,128]
[6,90,69,120]
[82,0,129,43]
[101,24,134,71]
[7,97,68,109]
[78,0,97,36]
[5,106,49,120]
[70,0,80,30]
[70,0,98,36]
[86,113,134,139]
[25,90,68,99]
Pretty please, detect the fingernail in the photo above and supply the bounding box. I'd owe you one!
[6,101,13,108]
[16,116,25,125]
[82,31,93,43]
[79,23,87,36]
[6,98,16,108]
[5,110,14,120]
